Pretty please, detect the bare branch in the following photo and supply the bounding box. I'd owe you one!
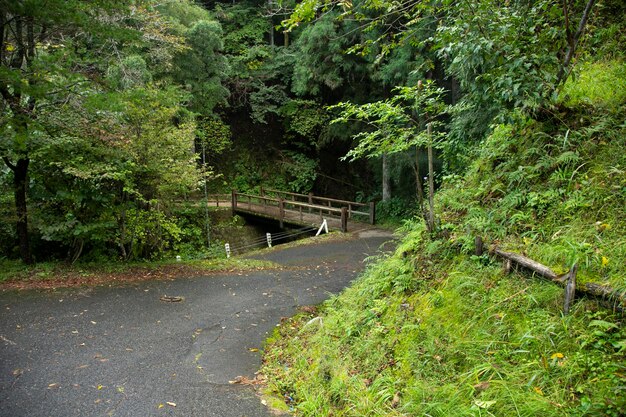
[556,0,596,85]
[2,156,17,172]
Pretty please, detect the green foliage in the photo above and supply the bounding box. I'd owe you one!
[121,207,182,260]
[262,237,626,416]
[107,55,153,90]
[291,13,365,96]
[171,19,229,115]
[250,84,289,124]
[437,94,626,287]
[0,1,212,262]
[215,3,270,55]
[375,197,416,224]
[583,0,626,60]
[438,0,563,111]
[281,151,318,193]
[156,0,213,32]
[214,2,282,115]
[561,60,626,111]
[197,118,231,155]
[279,99,329,148]
[262,7,626,415]
[331,81,446,160]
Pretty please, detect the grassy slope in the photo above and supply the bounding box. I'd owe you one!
[260,61,626,417]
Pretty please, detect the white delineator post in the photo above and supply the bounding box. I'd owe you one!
[316,219,329,236]
[225,243,231,258]
[266,233,272,248]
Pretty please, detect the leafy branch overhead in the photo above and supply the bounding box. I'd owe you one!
[330,81,446,161]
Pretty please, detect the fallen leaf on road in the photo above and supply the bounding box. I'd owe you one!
[158,404,164,409]
[228,375,265,385]
[160,295,184,302]
[166,402,176,407]
[248,348,259,352]
[48,383,59,389]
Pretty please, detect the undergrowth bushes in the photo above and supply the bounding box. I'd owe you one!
[262,228,626,416]
[437,68,625,289]
[261,61,626,416]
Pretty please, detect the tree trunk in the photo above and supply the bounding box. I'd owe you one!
[6,157,33,264]
[556,0,596,85]
[382,153,391,202]
[427,123,435,233]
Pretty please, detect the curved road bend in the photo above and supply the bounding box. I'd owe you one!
[0,229,394,417]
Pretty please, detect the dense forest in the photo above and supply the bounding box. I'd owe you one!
[2,0,625,415]
[2,0,622,265]
[0,0,422,264]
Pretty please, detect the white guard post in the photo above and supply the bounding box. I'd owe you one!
[316,219,329,236]
[266,233,272,248]
[225,243,231,258]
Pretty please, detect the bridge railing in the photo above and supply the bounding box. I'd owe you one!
[259,188,375,225]
[206,194,231,207]
[232,190,356,232]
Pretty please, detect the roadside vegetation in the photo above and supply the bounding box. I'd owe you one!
[262,246,625,416]
[260,63,625,415]
[2,1,624,414]
[259,0,625,415]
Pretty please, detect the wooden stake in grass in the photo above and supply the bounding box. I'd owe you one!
[563,264,577,315]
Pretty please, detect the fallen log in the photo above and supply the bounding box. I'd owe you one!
[493,248,559,280]
[492,247,625,313]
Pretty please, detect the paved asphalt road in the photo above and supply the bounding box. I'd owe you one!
[0,230,394,417]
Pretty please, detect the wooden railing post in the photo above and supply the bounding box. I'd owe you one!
[231,190,237,213]
[279,198,285,229]
[369,202,376,225]
[308,193,313,213]
[341,207,348,232]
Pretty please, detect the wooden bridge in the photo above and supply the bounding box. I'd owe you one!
[212,188,376,232]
